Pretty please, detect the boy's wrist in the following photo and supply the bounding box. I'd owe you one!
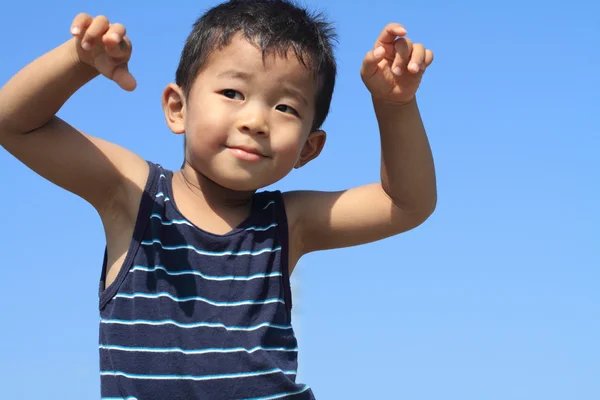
[372,95,416,110]
[372,96,419,122]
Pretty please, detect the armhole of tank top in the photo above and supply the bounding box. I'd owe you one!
[98,161,160,309]
[272,190,293,319]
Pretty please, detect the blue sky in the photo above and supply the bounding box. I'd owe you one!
[1,0,598,399]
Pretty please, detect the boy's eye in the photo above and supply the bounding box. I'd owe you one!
[221,89,243,100]
[276,104,299,117]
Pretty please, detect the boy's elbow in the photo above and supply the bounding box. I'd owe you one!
[422,192,438,218]
[418,200,436,225]
[389,193,437,232]
[409,200,436,229]
[418,191,437,222]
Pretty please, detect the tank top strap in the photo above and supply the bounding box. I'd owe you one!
[98,161,163,308]
[252,189,293,315]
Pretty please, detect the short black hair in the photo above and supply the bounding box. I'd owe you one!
[175,0,337,131]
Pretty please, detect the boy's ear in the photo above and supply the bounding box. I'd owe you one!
[295,130,326,169]
[162,83,186,134]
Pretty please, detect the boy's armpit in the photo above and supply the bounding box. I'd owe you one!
[1,116,148,217]
[283,183,434,257]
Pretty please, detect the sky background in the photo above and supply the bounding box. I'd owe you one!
[0,0,598,399]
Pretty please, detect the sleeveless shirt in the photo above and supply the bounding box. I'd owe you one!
[98,162,314,399]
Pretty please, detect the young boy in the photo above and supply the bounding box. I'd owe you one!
[0,0,435,398]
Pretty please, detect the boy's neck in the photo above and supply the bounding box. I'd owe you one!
[176,163,256,213]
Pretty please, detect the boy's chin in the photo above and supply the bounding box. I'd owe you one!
[209,166,293,193]
[212,175,273,193]
[185,161,290,193]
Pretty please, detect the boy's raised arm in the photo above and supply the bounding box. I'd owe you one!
[0,14,147,214]
[285,23,437,260]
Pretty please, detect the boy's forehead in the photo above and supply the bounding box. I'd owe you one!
[201,35,318,93]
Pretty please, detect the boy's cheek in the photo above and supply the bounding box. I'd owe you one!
[186,115,229,145]
[272,139,305,167]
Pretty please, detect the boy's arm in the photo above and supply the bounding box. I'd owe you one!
[286,23,436,260]
[0,15,147,215]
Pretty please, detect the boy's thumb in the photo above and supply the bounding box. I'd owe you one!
[114,65,137,92]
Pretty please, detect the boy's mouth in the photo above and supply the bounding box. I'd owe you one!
[226,145,268,162]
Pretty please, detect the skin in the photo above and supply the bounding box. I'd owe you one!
[0,13,436,289]
[160,34,325,239]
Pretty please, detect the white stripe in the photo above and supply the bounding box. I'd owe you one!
[245,223,278,231]
[130,265,282,281]
[141,239,281,256]
[149,214,193,226]
[100,318,292,331]
[99,344,298,355]
[100,368,296,381]
[246,385,311,400]
[154,192,171,201]
[101,398,138,400]
[149,214,277,232]
[113,292,284,306]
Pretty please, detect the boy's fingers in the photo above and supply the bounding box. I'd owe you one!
[360,46,386,79]
[425,49,434,67]
[375,22,407,47]
[391,37,412,76]
[102,23,126,44]
[103,24,130,58]
[71,13,92,36]
[106,37,133,60]
[81,15,110,50]
[406,43,426,74]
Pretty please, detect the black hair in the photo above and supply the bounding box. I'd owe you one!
[175,0,337,131]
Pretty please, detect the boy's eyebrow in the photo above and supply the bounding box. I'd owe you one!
[281,86,309,107]
[217,69,309,107]
[217,70,252,80]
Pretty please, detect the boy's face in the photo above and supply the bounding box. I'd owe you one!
[164,34,325,192]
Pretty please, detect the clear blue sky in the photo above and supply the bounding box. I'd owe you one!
[1,0,598,399]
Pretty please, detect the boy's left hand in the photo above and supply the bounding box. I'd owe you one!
[361,23,433,105]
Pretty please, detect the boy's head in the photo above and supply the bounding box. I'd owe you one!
[162,0,337,191]
[176,0,337,132]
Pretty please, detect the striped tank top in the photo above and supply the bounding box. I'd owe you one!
[98,162,314,399]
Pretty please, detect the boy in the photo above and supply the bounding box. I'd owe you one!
[0,0,436,398]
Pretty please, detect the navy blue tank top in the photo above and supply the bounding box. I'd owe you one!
[98,162,314,399]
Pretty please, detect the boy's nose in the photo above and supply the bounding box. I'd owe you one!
[237,112,269,136]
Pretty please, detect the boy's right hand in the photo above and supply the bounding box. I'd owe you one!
[71,13,136,91]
